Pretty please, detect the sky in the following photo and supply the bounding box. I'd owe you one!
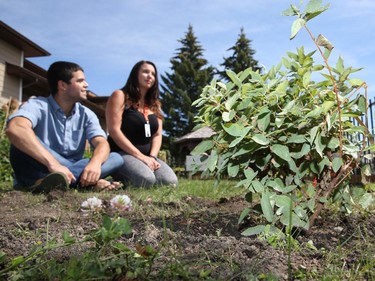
[1,0,374,102]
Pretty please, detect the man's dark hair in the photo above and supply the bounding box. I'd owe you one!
[47,61,84,95]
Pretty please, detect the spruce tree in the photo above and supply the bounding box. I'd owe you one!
[161,24,214,140]
[218,27,261,80]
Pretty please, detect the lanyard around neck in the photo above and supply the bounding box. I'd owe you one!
[143,106,149,123]
[143,105,151,137]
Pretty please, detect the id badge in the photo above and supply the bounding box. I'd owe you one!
[145,122,151,137]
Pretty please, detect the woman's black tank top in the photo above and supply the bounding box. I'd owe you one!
[108,107,159,155]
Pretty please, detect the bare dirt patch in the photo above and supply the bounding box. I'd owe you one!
[0,189,374,280]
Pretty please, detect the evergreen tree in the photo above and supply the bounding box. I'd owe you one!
[161,24,214,141]
[218,27,261,80]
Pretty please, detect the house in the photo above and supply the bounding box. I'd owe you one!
[174,126,216,174]
[174,126,216,153]
[0,20,50,107]
[0,21,108,128]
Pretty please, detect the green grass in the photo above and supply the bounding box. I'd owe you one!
[74,178,247,220]
[126,178,246,201]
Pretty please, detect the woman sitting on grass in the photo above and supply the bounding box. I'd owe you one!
[106,60,178,188]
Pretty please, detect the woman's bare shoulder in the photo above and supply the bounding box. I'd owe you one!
[109,90,125,102]
[111,89,125,97]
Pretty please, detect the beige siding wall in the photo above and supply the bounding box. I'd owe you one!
[0,39,21,106]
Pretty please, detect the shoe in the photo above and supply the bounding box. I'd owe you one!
[30,172,69,194]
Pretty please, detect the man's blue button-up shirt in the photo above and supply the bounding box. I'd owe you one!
[8,95,106,161]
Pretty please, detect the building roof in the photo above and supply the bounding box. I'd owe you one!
[174,126,216,144]
[0,21,50,58]
[6,60,49,99]
[6,61,47,85]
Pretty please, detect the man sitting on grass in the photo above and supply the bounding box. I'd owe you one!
[5,61,123,193]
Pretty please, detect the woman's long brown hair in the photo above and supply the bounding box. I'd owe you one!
[121,60,163,119]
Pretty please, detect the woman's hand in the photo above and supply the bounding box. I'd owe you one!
[142,155,160,171]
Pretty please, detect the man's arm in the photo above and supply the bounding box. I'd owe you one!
[5,116,76,183]
[79,136,110,187]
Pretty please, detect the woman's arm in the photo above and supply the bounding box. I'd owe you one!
[149,117,163,158]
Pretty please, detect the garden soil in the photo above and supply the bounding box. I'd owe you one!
[0,189,374,280]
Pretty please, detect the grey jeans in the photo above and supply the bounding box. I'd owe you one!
[113,153,178,188]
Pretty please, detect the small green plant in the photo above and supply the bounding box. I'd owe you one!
[0,109,13,188]
[0,195,161,280]
[192,0,374,235]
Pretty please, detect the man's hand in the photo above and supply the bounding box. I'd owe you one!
[48,162,76,184]
[79,160,102,187]
[81,136,110,187]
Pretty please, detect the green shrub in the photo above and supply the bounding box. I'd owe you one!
[192,0,374,235]
[0,110,13,188]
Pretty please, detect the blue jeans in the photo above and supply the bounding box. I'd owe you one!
[10,145,124,188]
[113,152,178,188]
